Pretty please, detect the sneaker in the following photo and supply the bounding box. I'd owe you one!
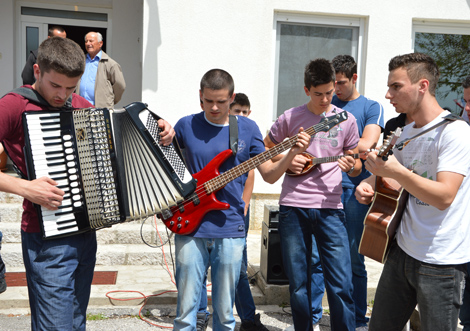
[0,278,6,294]
[240,313,269,331]
[356,327,368,331]
[196,312,210,331]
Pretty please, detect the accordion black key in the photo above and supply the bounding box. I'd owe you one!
[23,102,196,239]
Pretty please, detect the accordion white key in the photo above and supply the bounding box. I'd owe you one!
[23,102,196,239]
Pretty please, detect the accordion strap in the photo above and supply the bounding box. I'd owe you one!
[0,87,75,180]
[229,115,238,156]
[5,87,74,109]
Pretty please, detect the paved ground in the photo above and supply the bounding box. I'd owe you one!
[0,305,331,331]
[0,229,464,330]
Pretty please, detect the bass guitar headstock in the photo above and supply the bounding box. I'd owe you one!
[318,111,348,133]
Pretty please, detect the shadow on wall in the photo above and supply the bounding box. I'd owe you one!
[143,0,162,93]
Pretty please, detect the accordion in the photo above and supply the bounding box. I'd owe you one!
[23,102,197,239]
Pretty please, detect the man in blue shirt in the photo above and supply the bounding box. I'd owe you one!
[173,69,310,330]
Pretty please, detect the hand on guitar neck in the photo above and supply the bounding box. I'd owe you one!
[286,150,370,176]
[355,127,404,197]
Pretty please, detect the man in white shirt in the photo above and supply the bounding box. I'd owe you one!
[356,53,470,330]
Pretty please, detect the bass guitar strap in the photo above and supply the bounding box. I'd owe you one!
[229,114,238,156]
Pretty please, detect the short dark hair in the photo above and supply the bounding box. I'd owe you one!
[388,53,440,96]
[332,55,357,79]
[463,75,470,89]
[36,37,85,78]
[48,26,65,37]
[304,58,336,89]
[230,93,250,109]
[200,69,234,96]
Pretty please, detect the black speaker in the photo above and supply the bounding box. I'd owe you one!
[260,205,289,285]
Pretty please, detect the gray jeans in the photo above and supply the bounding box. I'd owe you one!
[369,241,466,331]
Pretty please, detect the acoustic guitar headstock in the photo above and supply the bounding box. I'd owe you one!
[378,128,402,161]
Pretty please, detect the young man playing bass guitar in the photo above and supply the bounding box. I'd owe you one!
[172,69,310,330]
[355,53,470,331]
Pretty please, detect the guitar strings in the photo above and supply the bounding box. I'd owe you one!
[161,117,339,218]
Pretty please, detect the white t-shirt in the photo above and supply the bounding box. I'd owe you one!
[395,111,470,264]
[462,110,469,123]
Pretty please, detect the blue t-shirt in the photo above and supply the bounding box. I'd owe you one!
[332,94,384,188]
[174,112,265,238]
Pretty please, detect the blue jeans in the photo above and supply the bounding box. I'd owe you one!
[369,241,466,331]
[198,209,256,322]
[278,206,355,331]
[174,235,245,331]
[342,186,370,327]
[459,263,470,330]
[0,231,5,280]
[234,207,256,322]
[21,230,97,331]
[310,235,324,324]
[198,273,210,318]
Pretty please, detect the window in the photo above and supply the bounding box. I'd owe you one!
[274,13,364,118]
[413,21,470,115]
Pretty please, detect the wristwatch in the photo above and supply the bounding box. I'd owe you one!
[347,166,355,175]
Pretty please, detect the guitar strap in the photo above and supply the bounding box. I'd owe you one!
[395,113,463,150]
[229,114,238,155]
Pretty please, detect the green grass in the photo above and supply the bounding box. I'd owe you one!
[86,313,107,321]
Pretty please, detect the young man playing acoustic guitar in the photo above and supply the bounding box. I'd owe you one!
[173,69,310,330]
[264,58,362,331]
[355,53,470,330]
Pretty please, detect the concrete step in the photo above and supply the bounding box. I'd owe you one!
[0,203,23,223]
[1,241,175,267]
[0,217,167,244]
[0,190,23,205]
[0,263,271,310]
[0,223,21,244]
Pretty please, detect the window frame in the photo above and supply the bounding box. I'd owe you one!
[412,19,470,113]
[272,12,366,120]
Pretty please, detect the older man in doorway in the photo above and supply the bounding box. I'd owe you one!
[76,31,126,108]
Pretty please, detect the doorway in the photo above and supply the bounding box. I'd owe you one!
[17,3,111,87]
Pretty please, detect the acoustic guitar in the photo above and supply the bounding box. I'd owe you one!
[358,128,408,264]
[160,111,349,235]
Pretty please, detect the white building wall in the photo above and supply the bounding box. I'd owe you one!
[142,0,470,194]
[1,0,469,197]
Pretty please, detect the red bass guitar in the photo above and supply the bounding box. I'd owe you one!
[160,111,349,235]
